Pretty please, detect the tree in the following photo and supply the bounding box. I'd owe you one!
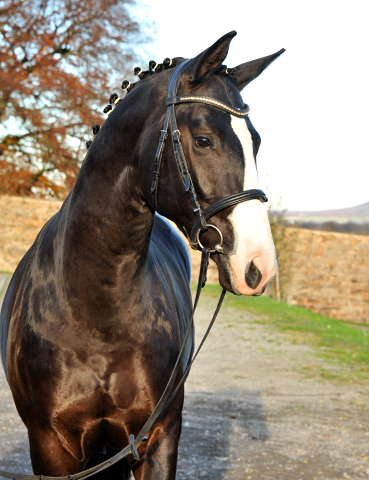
[0,0,146,198]
[268,199,296,301]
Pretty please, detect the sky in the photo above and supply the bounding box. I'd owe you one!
[132,0,368,212]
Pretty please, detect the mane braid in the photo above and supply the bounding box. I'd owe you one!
[91,56,234,145]
[131,57,188,85]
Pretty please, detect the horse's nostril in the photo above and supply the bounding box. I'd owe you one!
[245,260,262,289]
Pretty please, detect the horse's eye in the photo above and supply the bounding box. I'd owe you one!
[195,137,212,148]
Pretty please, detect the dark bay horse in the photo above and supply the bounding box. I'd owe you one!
[0,31,283,479]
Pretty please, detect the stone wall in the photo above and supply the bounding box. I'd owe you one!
[1,196,368,323]
[283,228,369,324]
[191,227,369,324]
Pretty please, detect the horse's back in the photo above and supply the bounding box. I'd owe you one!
[151,214,191,283]
[148,214,193,371]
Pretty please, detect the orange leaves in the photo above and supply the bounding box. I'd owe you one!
[0,0,145,199]
[0,159,65,198]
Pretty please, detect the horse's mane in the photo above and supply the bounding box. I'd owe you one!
[85,57,186,149]
[87,56,235,149]
[130,57,186,87]
[125,57,234,92]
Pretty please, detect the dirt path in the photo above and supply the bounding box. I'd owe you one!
[177,297,369,480]
[0,292,368,479]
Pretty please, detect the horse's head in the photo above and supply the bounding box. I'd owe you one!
[137,31,284,296]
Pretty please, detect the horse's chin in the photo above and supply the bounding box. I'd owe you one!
[214,254,268,297]
[213,254,242,295]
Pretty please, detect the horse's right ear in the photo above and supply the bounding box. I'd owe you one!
[234,49,285,91]
[187,31,237,84]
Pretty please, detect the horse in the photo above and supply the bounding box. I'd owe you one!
[0,31,283,479]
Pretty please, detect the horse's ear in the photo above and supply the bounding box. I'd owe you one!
[234,48,285,91]
[188,31,237,84]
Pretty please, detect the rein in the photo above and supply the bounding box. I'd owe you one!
[151,59,268,252]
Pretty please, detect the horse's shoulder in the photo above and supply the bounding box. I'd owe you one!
[0,208,62,376]
[0,246,35,378]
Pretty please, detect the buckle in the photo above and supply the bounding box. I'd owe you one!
[172,130,181,142]
[129,434,140,460]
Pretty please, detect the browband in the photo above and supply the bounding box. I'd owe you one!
[166,95,250,118]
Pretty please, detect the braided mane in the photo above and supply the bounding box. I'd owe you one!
[86,57,186,149]
[86,57,234,149]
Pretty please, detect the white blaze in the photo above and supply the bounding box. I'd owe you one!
[230,116,260,190]
[227,116,276,295]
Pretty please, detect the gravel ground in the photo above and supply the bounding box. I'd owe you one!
[0,287,368,479]
[177,297,369,480]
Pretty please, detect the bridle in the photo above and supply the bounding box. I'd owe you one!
[151,59,268,253]
[0,59,270,480]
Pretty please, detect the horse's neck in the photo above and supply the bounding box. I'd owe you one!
[56,134,154,309]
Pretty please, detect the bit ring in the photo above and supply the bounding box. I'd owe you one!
[196,224,224,254]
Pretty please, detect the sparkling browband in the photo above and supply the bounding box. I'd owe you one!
[166,95,250,117]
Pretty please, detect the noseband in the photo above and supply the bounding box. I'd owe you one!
[151,59,268,252]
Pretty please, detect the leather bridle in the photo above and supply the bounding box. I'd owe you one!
[0,59,270,480]
[151,59,268,252]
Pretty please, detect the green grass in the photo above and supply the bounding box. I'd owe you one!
[194,283,369,383]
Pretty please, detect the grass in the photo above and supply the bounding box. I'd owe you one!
[194,283,369,383]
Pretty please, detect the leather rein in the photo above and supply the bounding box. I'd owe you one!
[0,59,268,480]
[151,59,268,252]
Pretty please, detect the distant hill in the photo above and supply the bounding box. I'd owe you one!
[286,202,369,224]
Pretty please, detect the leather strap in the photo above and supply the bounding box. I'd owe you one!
[151,110,170,209]
[202,189,267,220]
[166,95,250,117]
[190,189,268,247]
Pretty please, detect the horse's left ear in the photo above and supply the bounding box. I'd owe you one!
[188,31,237,84]
[234,48,285,91]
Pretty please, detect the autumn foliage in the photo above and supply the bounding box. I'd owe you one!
[0,0,145,198]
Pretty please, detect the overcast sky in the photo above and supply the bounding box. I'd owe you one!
[134,0,368,212]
